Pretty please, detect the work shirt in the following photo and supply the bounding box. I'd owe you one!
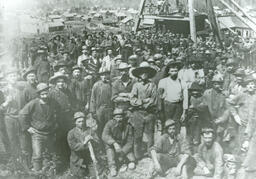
[20,83,37,109]
[112,78,135,109]
[90,80,112,114]
[19,98,57,133]
[158,77,188,110]
[195,142,224,179]
[130,81,157,111]
[151,133,191,157]
[102,119,134,154]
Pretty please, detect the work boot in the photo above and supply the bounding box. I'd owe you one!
[110,166,117,177]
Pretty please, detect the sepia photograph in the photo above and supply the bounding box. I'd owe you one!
[0,0,255,178]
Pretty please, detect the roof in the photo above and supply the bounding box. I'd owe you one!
[142,18,155,25]
[48,21,64,27]
[116,12,127,17]
[218,16,249,29]
[120,17,133,24]
[49,15,61,19]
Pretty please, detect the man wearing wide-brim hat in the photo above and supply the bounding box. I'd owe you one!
[20,83,58,171]
[48,71,74,168]
[112,62,134,111]
[130,62,158,159]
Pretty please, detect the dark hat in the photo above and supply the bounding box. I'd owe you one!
[53,61,67,71]
[189,82,203,92]
[81,56,91,64]
[23,66,36,79]
[49,72,68,84]
[74,112,85,120]
[36,83,49,93]
[166,61,182,69]
[226,58,238,66]
[98,68,111,75]
[132,62,156,79]
[72,65,83,72]
[165,119,176,128]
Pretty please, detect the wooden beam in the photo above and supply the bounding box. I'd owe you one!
[219,0,256,33]
[188,0,197,44]
[134,0,147,32]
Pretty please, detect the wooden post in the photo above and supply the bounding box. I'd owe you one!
[134,0,147,32]
[188,0,197,45]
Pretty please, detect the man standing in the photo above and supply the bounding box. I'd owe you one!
[69,65,91,112]
[19,83,58,171]
[90,69,112,137]
[49,72,75,169]
[102,108,136,177]
[130,62,157,159]
[67,112,99,179]
[1,69,21,159]
[158,61,188,129]
[151,119,196,178]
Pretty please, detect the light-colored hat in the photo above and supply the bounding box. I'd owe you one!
[36,83,49,93]
[132,62,157,79]
[49,72,68,84]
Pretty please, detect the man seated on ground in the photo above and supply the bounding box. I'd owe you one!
[194,121,224,179]
[102,108,136,177]
[67,112,100,179]
[150,119,196,178]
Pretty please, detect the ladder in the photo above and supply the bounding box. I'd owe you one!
[219,0,256,33]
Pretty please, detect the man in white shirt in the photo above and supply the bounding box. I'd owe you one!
[158,61,188,130]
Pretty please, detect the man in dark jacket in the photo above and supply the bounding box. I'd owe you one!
[67,112,99,178]
[19,83,58,171]
[102,108,135,177]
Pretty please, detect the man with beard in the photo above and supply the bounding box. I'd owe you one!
[151,119,196,178]
[69,65,91,112]
[130,62,157,159]
[90,69,112,137]
[102,108,135,177]
[158,61,188,130]
[112,62,134,111]
[194,122,224,179]
[19,83,58,171]
[49,72,75,170]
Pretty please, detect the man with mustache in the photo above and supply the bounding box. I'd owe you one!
[102,108,135,177]
[158,61,188,130]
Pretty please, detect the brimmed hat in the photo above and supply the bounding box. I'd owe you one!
[165,119,176,128]
[167,60,182,68]
[23,66,36,79]
[189,82,203,92]
[114,55,122,61]
[98,68,110,75]
[36,83,49,93]
[49,72,68,84]
[113,108,124,116]
[243,75,255,84]
[234,68,245,76]
[132,62,156,79]
[118,62,130,70]
[81,56,91,63]
[54,61,67,71]
[72,65,83,72]
[226,58,238,66]
[153,54,163,60]
[74,112,85,120]
[128,55,137,61]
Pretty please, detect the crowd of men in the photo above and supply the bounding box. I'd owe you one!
[1,27,256,179]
